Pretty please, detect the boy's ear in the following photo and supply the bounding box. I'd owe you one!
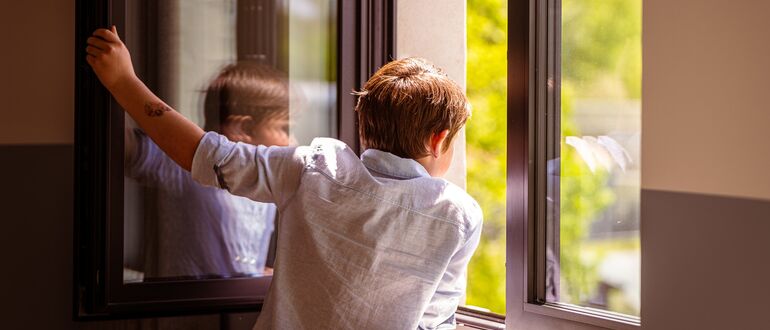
[430,129,450,158]
[221,115,255,143]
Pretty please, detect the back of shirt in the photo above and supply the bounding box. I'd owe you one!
[191,133,482,330]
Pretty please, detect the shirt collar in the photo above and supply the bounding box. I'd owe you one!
[360,148,431,179]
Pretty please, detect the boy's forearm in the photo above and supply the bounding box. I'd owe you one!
[110,75,205,171]
[85,27,204,171]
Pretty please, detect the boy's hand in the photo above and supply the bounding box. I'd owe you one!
[82,26,204,172]
[86,26,136,91]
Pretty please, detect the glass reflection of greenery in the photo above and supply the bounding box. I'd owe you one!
[465,0,641,316]
[466,0,508,314]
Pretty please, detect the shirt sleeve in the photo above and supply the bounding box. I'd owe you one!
[418,212,483,330]
[125,129,185,188]
[191,131,309,207]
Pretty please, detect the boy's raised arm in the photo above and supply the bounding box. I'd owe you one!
[86,26,204,171]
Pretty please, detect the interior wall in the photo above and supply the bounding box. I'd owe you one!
[0,1,77,328]
[0,1,74,145]
[641,0,770,329]
[642,0,770,201]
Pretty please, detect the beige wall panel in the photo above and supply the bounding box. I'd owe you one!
[397,0,467,188]
[643,0,770,200]
[641,189,770,330]
[0,0,74,145]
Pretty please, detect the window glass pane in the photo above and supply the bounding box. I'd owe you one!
[549,0,642,316]
[287,0,337,145]
[464,0,507,314]
[122,0,337,283]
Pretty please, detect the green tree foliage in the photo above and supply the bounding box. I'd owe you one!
[562,0,642,99]
[465,0,508,314]
[558,84,614,304]
[465,0,640,314]
[559,0,640,307]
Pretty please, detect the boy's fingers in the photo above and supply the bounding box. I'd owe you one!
[87,36,109,50]
[86,55,96,66]
[86,45,102,57]
[111,25,118,38]
[93,28,119,43]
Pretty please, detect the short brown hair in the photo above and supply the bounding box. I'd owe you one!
[203,61,290,132]
[355,57,470,159]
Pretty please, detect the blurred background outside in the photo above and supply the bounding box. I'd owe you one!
[464,0,642,317]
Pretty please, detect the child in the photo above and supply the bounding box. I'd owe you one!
[87,26,482,330]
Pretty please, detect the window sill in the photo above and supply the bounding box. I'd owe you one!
[523,302,640,330]
[456,304,639,330]
[456,306,505,330]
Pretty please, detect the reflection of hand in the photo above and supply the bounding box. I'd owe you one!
[85,26,137,91]
[263,267,274,275]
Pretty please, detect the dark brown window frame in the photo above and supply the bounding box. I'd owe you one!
[506,0,641,329]
[74,0,395,319]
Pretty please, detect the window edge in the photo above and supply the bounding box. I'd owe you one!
[456,306,506,330]
[523,302,641,330]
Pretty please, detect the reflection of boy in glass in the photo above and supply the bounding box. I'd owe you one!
[126,62,290,279]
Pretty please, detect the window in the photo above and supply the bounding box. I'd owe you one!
[507,0,642,327]
[462,0,641,328]
[548,0,641,317]
[74,0,395,317]
[121,0,338,284]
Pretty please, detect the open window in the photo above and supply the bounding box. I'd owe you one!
[74,0,395,318]
[460,0,641,328]
[509,0,642,327]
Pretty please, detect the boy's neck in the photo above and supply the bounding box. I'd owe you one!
[414,155,446,178]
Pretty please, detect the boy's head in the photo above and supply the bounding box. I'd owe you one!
[204,61,291,146]
[355,57,470,176]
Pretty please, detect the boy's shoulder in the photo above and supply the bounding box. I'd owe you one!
[301,137,482,231]
[434,180,483,233]
[308,137,349,153]
[302,137,357,171]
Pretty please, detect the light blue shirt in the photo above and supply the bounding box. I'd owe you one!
[192,132,483,330]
